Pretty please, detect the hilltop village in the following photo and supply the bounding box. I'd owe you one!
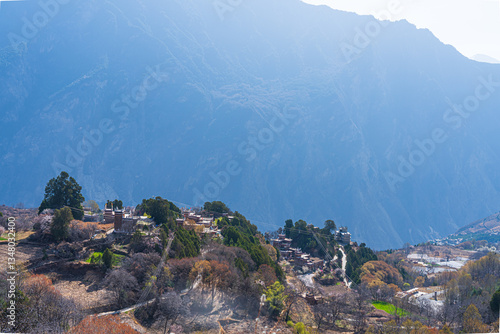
[94,203,352,275]
[0,172,499,333]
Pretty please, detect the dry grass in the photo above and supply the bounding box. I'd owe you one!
[0,242,44,272]
[53,278,113,311]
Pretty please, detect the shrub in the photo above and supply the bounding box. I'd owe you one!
[294,322,309,334]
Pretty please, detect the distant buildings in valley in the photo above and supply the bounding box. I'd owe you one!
[395,286,444,312]
[270,225,352,273]
[271,234,324,272]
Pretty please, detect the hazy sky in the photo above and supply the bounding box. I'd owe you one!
[303,0,500,63]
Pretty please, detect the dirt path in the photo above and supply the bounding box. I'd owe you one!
[339,246,350,287]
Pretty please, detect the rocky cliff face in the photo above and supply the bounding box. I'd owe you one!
[1,0,500,249]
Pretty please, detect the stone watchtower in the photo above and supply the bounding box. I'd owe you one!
[114,210,123,231]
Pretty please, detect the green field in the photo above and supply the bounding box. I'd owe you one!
[371,301,410,317]
[85,251,125,266]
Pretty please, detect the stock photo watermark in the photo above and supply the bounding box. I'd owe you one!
[51,64,169,175]
[341,0,402,62]
[384,74,500,191]
[192,107,299,205]
[213,0,244,21]
[7,0,71,53]
[5,217,17,329]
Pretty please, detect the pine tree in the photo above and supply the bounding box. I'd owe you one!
[491,288,500,314]
[39,171,85,220]
[265,281,287,318]
[51,207,73,241]
[102,249,113,269]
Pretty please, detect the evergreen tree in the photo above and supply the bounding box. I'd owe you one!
[491,288,500,314]
[344,244,377,284]
[284,219,335,257]
[265,281,287,318]
[284,219,293,238]
[136,197,180,225]
[203,201,230,214]
[102,249,113,269]
[51,207,73,241]
[171,228,200,258]
[106,199,123,210]
[322,219,336,235]
[39,171,85,220]
[160,228,169,248]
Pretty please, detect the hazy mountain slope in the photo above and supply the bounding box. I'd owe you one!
[1,0,500,248]
[456,212,500,236]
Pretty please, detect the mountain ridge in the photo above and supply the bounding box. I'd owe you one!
[1,0,500,249]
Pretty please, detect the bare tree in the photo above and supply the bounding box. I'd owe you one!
[11,274,83,333]
[122,252,162,285]
[69,221,99,241]
[403,242,411,255]
[349,292,369,333]
[328,294,347,329]
[104,268,139,307]
[155,291,190,334]
[416,297,435,326]
[313,302,329,330]
[283,288,299,321]
[235,276,261,316]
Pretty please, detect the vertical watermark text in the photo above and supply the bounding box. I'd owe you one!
[6,216,17,329]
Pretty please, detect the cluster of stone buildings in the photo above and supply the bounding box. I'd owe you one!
[335,226,351,244]
[83,204,230,237]
[270,226,352,272]
[304,292,323,305]
[395,287,444,312]
[175,208,228,237]
[103,207,153,233]
[271,234,325,271]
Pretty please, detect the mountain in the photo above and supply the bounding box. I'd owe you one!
[451,211,500,243]
[433,211,500,245]
[1,0,500,249]
[472,54,500,64]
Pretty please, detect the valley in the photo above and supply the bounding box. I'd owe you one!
[1,191,499,333]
